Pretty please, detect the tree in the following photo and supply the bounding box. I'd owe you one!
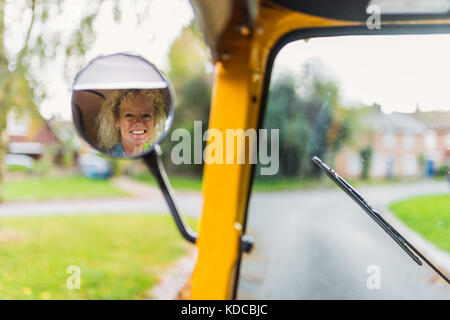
[0,0,129,200]
[360,145,373,180]
[262,58,354,178]
[163,21,213,176]
[264,73,308,176]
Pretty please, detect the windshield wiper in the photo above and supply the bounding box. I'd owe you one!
[312,156,450,285]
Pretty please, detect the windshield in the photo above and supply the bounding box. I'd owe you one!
[237,34,450,299]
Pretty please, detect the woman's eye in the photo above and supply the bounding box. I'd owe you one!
[143,114,152,119]
[125,113,133,118]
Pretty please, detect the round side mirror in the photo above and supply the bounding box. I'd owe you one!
[70,53,200,245]
[71,53,174,158]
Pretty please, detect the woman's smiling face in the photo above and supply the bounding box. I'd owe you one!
[115,93,154,153]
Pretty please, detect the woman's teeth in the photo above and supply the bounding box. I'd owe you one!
[131,130,145,134]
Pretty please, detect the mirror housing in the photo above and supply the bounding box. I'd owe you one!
[71,53,174,158]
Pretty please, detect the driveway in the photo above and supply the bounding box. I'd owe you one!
[237,180,450,299]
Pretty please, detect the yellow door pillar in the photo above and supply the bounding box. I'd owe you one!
[190,42,263,299]
[190,4,358,299]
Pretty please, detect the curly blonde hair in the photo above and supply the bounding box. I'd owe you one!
[96,89,168,152]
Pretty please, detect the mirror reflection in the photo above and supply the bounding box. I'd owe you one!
[98,88,168,157]
[71,53,173,158]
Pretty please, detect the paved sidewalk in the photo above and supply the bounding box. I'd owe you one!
[149,245,198,299]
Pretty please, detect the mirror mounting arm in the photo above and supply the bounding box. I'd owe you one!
[143,145,198,244]
[142,145,254,253]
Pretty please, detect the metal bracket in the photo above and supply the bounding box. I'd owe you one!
[143,145,255,255]
[143,145,198,244]
[241,235,254,253]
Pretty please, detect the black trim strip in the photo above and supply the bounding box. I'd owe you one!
[71,97,98,150]
[84,89,106,100]
[273,0,450,22]
[71,90,105,151]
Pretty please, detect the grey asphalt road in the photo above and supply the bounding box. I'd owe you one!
[237,180,450,299]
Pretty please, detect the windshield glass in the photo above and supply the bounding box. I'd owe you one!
[237,34,450,299]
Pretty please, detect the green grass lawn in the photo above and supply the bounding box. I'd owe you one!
[132,173,423,192]
[252,177,331,191]
[4,176,129,202]
[132,172,439,193]
[132,174,203,191]
[389,194,450,253]
[133,173,331,192]
[0,214,197,299]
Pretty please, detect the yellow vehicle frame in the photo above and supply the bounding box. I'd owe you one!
[189,1,450,299]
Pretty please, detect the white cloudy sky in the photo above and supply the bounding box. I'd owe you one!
[274,34,450,114]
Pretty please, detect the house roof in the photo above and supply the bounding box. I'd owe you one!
[7,110,62,146]
[364,111,428,134]
[412,110,450,130]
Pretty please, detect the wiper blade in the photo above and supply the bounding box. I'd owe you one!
[312,156,450,285]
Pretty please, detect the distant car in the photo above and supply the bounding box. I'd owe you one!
[5,154,34,172]
[78,153,113,179]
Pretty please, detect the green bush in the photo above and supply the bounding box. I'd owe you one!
[436,162,449,177]
[33,146,59,176]
[359,145,373,180]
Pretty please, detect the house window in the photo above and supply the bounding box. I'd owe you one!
[425,130,437,150]
[402,154,418,176]
[8,142,43,155]
[347,152,362,176]
[371,154,386,177]
[382,132,395,149]
[402,133,415,150]
[7,112,30,136]
[446,133,450,150]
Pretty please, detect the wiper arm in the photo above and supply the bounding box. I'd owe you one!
[312,156,450,285]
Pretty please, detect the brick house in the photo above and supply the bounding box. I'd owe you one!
[7,110,62,160]
[412,110,450,170]
[335,109,448,179]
